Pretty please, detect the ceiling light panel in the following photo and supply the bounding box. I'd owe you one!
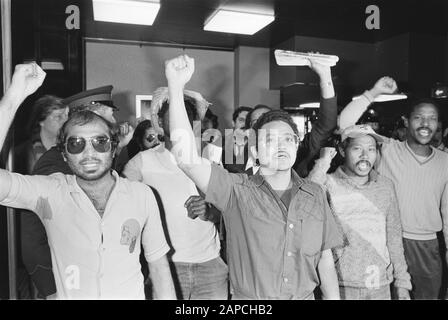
[204,9,275,35]
[93,0,160,26]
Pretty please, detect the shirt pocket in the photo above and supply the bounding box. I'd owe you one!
[295,200,323,257]
[300,217,324,257]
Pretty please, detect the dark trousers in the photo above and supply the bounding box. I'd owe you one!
[403,238,443,299]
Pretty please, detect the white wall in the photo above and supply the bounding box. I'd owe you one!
[235,46,280,109]
[86,41,234,129]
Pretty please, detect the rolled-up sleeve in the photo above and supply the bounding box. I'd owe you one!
[1,172,54,220]
[141,187,170,263]
[204,163,243,213]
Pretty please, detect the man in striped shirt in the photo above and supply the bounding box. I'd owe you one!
[339,81,448,299]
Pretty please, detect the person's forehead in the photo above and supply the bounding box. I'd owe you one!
[238,111,248,119]
[412,103,438,115]
[66,120,110,137]
[260,120,294,134]
[348,135,376,145]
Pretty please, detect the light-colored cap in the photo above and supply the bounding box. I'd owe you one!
[341,124,383,143]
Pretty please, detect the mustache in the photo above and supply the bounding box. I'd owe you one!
[79,158,101,165]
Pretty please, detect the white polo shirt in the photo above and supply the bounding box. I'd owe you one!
[1,171,169,299]
[123,147,220,263]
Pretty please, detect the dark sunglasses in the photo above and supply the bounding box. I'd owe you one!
[146,134,164,143]
[65,136,113,154]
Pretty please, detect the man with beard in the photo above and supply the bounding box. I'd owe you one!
[339,94,448,299]
[165,55,343,300]
[309,125,411,300]
[0,63,175,299]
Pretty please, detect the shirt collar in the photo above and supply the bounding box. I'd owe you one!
[250,168,304,189]
[68,170,124,194]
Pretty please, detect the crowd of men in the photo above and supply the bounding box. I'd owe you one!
[0,54,447,300]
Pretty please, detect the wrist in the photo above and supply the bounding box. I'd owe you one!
[319,76,333,87]
[167,81,184,91]
[368,87,381,99]
[363,90,375,104]
[3,87,25,110]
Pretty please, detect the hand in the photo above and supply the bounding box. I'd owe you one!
[308,56,332,81]
[165,55,195,88]
[8,62,46,102]
[118,122,134,148]
[394,287,411,300]
[370,76,397,97]
[184,195,208,221]
[320,147,337,161]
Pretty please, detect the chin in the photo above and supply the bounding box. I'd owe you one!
[78,169,110,181]
[416,137,432,145]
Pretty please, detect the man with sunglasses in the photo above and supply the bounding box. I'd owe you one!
[0,63,175,299]
[165,55,342,300]
[33,85,134,176]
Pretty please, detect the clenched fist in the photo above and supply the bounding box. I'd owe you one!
[9,62,46,102]
[165,55,195,88]
[371,76,397,97]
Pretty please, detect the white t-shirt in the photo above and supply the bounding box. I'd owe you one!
[123,147,221,263]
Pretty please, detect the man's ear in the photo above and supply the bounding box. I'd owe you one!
[61,151,67,162]
[232,120,235,128]
[402,116,409,128]
[338,145,345,158]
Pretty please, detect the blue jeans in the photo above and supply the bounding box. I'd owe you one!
[173,257,228,300]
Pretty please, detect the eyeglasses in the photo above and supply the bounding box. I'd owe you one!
[146,134,164,143]
[65,136,112,154]
[260,133,299,146]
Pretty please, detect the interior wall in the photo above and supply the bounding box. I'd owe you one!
[86,41,235,130]
[235,46,280,109]
[373,33,409,84]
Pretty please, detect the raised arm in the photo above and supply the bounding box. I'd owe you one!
[0,63,46,200]
[305,60,337,151]
[166,55,212,193]
[338,76,397,130]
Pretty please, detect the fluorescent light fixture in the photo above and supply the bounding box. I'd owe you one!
[204,9,274,35]
[23,60,64,70]
[93,0,160,26]
[299,102,320,109]
[352,93,408,102]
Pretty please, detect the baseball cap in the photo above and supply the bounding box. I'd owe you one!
[341,124,384,143]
